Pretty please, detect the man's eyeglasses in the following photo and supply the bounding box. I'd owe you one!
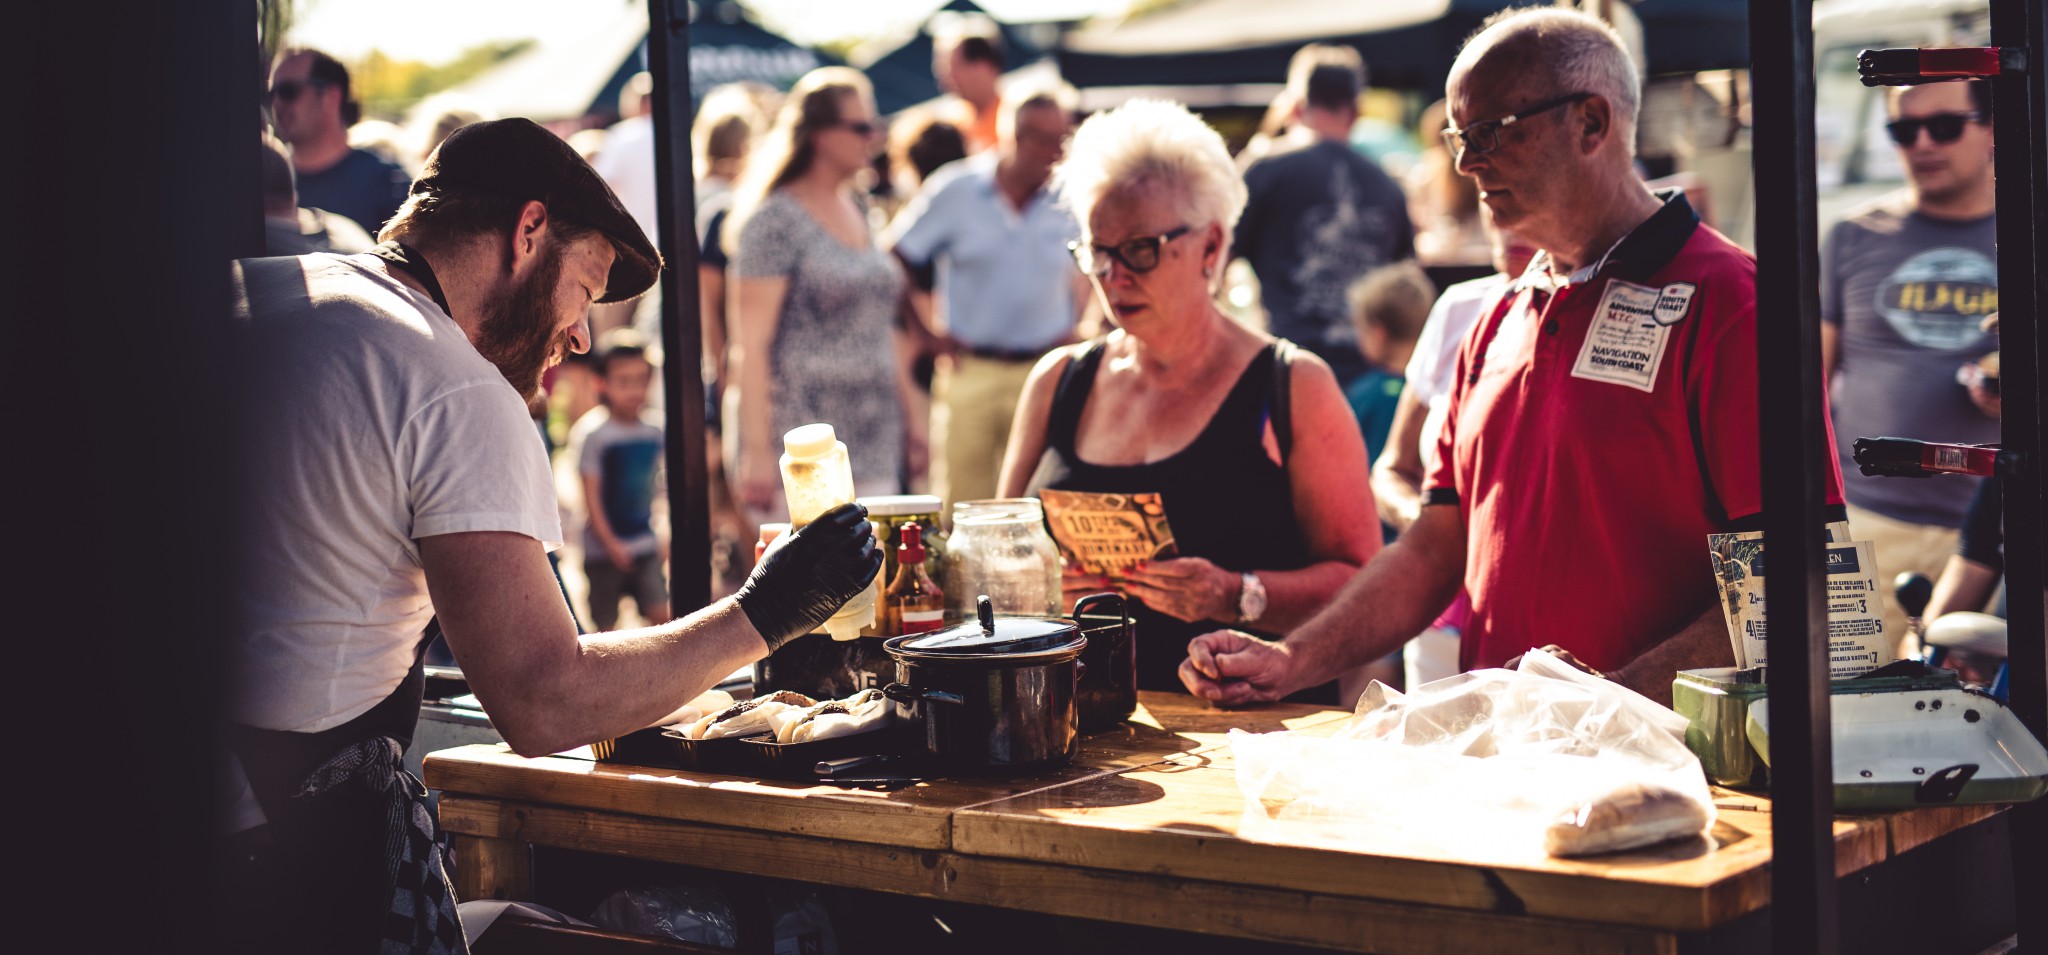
[1886,112,1980,147]
[1069,226,1191,276]
[1441,92,1594,157]
[268,78,329,102]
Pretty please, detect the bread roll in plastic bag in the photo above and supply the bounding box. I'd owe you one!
[1233,648,1714,858]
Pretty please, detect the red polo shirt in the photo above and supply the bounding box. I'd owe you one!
[1424,193,1846,673]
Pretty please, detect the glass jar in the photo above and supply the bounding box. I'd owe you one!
[946,498,1061,619]
[859,494,946,599]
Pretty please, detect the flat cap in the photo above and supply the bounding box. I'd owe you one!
[413,117,661,303]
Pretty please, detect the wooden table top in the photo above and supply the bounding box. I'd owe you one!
[424,690,2001,935]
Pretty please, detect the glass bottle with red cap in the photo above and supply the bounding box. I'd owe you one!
[882,521,945,636]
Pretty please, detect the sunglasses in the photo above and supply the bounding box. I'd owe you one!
[1886,112,1980,146]
[1441,92,1594,157]
[268,78,329,102]
[837,120,880,137]
[1069,226,1192,276]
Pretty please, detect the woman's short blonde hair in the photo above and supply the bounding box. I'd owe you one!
[1053,100,1247,254]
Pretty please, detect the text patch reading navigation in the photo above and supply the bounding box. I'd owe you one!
[1572,279,1673,393]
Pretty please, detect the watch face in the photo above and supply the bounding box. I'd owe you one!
[1240,573,1266,621]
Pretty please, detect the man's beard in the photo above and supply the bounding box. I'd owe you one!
[474,244,578,401]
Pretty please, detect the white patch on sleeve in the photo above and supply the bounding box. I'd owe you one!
[1571,279,1673,393]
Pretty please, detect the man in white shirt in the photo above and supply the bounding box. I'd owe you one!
[228,118,879,953]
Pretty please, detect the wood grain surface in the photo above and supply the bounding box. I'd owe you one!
[426,690,2005,940]
[439,796,1681,955]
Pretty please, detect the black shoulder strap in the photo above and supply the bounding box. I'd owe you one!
[1046,338,1106,451]
[1267,339,1298,464]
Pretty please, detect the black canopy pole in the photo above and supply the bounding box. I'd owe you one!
[1749,0,1837,951]
[1988,0,2047,947]
[648,0,710,613]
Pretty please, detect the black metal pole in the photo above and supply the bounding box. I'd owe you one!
[1749,0,1837,951]
[648,0,710,613]
[1988,0,2047,948]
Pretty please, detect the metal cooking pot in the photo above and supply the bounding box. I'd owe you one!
[883,597,1085,775]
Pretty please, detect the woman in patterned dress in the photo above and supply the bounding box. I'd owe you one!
[723,67,920,529]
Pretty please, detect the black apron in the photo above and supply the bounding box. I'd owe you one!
[223,243,468,955]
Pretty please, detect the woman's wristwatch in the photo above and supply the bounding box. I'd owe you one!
[1236,572,1267,625]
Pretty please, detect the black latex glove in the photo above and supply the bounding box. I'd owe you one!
[733,503,881,651]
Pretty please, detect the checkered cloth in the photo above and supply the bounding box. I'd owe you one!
[296,737,468,954]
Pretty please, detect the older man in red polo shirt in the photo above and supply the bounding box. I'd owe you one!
[1181,6,1845,707]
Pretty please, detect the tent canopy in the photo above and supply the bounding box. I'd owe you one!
[443,0,829,123]
[1058,0,1750,94]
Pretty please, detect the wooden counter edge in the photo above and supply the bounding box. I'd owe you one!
[437,795,1681,955]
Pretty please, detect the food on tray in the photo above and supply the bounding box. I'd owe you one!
[659,688,735,732]
[772,689,892,744]
[682,691,816,740]
[1543,779,1711,857]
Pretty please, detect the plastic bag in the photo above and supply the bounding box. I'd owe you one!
[1233,648,1714,858]
[588,882,739,947]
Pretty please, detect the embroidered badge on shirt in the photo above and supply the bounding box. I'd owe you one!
[1572,279,1673,393]
[1652,283,1697,325]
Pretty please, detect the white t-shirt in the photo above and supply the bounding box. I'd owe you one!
[592,114,658,251]
[1403,273,1508,473]
[230,253,562,733]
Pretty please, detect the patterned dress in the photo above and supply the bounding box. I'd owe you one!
[729,189,906,492]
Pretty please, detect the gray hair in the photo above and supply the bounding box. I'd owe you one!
[1460,7,1641,148]
[1053,100,1247,251]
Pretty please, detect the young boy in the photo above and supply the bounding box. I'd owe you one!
[1345,261,1435,467]
[571,338,671,629]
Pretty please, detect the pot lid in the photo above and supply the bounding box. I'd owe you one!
[896,595,1078,656]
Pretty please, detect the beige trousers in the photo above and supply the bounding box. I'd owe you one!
[1845,502,1962,653]
[931,353,1038,518]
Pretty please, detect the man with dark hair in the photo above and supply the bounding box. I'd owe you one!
[932,21,1005,153]
[227,118,879,952]
[269,47,410,235]
[1820,78,1999,648]
[1234,43,1415,390]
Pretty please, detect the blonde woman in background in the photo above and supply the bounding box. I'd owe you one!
[724,67,919,529]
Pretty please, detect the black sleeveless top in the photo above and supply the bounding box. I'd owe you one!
[1026,338,1333,701]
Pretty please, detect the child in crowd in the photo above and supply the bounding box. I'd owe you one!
[1346,262,1436,467]
[571,334,670,630]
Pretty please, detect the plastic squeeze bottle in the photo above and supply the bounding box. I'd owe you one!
[779,423,877,640]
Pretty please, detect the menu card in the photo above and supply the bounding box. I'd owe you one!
[1037,489,1179,575]
[1707,521,1890,678]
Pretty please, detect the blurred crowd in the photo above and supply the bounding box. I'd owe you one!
[263,6,2007,690]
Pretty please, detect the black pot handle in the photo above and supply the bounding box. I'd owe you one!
[883,682,965,706]
[1073,592,1129,644]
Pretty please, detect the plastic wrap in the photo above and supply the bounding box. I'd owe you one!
[587,882,739,947]
[1233,649,1714,858]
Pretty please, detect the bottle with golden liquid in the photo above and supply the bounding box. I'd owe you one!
[881,521,945,636]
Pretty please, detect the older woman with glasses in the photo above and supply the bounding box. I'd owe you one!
[724,67,921,529]
[997,100,1380,701]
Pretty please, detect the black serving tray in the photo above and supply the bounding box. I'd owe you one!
[734,728,913,781]
[590,727,681,768]
[661,729,774,773]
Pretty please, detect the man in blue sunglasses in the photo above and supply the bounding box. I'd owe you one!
[1819,78,1998,651]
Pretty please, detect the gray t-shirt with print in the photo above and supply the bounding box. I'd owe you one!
[1821,192,1997,527]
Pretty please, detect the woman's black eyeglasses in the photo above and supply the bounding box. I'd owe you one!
[838,120,880,137]
[1441,92,1594,157]
[1069,226,1192,276]
[1885,112,1980,147]
[268,78,329,102]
